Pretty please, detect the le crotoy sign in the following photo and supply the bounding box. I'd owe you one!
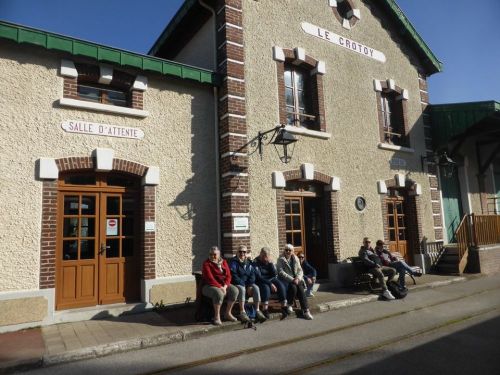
[62,120,144,140]
[301,22,386,63]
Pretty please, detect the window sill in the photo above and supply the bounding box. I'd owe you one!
[378,143,415,154]
[284,125,331,140]
[59,98,149,118]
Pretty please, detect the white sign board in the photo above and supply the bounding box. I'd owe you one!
[62,120,144,140]
[106,218,118,236]
[145,221,156,232]
[233,217,249,231]
[390,157,407,168]
[301,22,386,63]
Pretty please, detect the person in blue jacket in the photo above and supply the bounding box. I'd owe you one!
[253,247,288,319]
[298,252,317,297]
[230,245,267,323]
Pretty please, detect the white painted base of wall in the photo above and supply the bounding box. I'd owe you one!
[141,275,196,308]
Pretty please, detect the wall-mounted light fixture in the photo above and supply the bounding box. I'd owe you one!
[421,151,456,178]
[233,124,297,164]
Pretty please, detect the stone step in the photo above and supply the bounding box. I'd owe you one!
[435,263,459,274]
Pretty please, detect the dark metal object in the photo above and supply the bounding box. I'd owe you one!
[421,151,456,178]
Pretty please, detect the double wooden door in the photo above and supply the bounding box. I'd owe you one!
[56,189,139,310]
[386,196,409,262]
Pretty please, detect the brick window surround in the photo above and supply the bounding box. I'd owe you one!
[276,48,327,133]
[39,157,155,290]
[63,64,143,110]
[380,178,424,263]
[330,0,361,29]
[276,170,340,263]
[374,79,410,148]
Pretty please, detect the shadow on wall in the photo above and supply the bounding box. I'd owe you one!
[168,86,218,274]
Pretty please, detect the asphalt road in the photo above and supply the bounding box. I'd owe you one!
[21,274,500,375]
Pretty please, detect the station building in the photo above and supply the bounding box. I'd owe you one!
[5,0,491,331]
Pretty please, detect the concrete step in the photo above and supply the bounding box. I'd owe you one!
[440,254,459,264]
[443,245,459,255]
[436,263,459,274]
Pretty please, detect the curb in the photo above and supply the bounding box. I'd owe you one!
[0,275,472,373]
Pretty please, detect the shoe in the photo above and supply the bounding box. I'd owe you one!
[262,310,270,320]
[382,289,396,300]
[224,314,238,322]
[281,306,289,319]
[239,312,250,323]
[286,306,294,314]
[213,318,222,325]
[303,310,314,320]
[256,310,267,323]
[306,292,315,297]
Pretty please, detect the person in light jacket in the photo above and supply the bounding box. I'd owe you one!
[276,244,313,320]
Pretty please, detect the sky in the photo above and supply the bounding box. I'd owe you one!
[0,0,498,105]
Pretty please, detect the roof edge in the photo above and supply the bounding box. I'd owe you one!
[0,20,218,86]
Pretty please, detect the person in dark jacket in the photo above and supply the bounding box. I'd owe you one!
[298,252,317,297]
[201,246,239,325]
[358,237,397,300]
[230,245,266,322]
[253,247,288,319]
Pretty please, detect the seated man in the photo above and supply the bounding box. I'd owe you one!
[374,240,422,290]
[230,245,267,323]
[298,252,317,297]
[358,237,397,300]
[253,247,288,319]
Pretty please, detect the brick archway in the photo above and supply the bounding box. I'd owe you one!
[276,169,340,264]
[39,156,156,294]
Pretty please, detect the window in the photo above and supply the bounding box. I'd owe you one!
[284,65,315,128]
[77,84,128,107]
[375,80,409,148]
[330,0,360,29]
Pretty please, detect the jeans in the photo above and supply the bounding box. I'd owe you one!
[286,282,308,311]
[390,260,414,288]
[369,266,396,290]
[303,277,315,296]
[235,284,261,303]
[257,278,286,303]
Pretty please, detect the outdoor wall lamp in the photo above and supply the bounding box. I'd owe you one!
[421,151,456,178]
[233,124,297,164]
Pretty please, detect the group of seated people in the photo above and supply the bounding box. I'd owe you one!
[201,243,317,325]
[358,237,422,300]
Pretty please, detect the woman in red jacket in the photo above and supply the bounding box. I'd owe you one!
[202,246,239,325]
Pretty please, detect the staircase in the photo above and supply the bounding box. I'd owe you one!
[433,244,460,274]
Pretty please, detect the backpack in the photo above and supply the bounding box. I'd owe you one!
[387,280,408,299]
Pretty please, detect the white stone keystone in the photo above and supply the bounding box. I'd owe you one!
[60,59,77,78]
[294,47,306,63]
[301,163,314,181]
[377,180,388,194]
[273,46,285,62]
[387,79,396,91]
[143,166,160,185]
[395,173,405,187]
[325,176,341,192]
[39,158,58,179]
[373,79,382,92]
[132,75,148,91]
[272,171,286,188]
[329,0,338,7]
[414,183,422,196]
[94,148,114,171]
[312,60,326,75]
[98,65,113,85]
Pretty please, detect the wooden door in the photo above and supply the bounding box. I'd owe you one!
[285,197,305,254]
[56,174,139,310]
[304,197,328,278]
[386,197,409,262]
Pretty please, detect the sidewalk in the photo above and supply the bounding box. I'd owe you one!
[0,274,469,374]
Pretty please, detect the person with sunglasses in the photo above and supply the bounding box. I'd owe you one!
[230,245,267,323]
[201,246,239,325]
[277,244,313,320]
[358,237,396,300]
[298,252,317,297]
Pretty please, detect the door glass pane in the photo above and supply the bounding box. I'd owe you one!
[293,233,302,247]
[123,217,134,236]
[294,71,304,89]
[397,216,405,228]
[106,218,120,237]
[284,70,292,87]
[80,218,95,237]
[285,216,292,230]
[107,197,120,215]
[63,240,78,260]
[80,239,95,259]
[388,215,395,228]
[122,197,136,215]
[63,174,96,185]
[285,200,291,214]
[285,87,294,106]
[63,218,79,237]
[387,203,393,214]
[398,229,406,240]
[122,238,134,257]
[286,111,295,125]
[107,175,136,188]
[396,203,403,214]
[291,200,300,214]
[286,233,293,244]
[64,196,79,215]
[292,216,301,230]
[389,230,396,241]
[106,239,120,258]
[81,196,95,215]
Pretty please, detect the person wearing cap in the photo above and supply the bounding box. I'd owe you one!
[253,247,288,319]
[276,244,313,320]
[201,246,239,325]
[298,252,317,297]
[374,239,422,290]
[230,245,267,323]
[358,237,397,300]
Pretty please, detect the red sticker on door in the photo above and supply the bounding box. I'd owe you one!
[106,218,118,236]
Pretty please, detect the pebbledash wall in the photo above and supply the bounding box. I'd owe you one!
[153,0,444,275]
[0,32,218,330]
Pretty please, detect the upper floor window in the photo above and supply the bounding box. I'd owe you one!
[77,84,128,107]
[330,0,361,29]
[284,65,315,128]
[274,47,327,134]
[374,79,410,148]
